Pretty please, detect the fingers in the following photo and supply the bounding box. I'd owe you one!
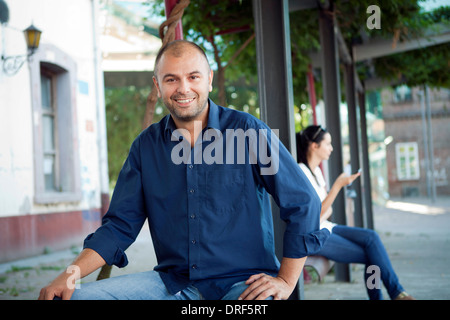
[61,288,74,300]
[38,286,57,300]
[38,288,46,300]
[244,273,265,285]
[38,274,75,300]
[239,273,264,300]
[39,286,74,300]
[239,274,285,300]
[341,171,360,186]
[350,171,361,182]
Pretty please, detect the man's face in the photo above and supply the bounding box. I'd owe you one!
[153,47,213,123]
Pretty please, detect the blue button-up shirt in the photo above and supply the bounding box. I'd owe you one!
[84,99,329,299]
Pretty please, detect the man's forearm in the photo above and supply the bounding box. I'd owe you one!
[277,257,307,289]
[72,248,106,278]
[38,248,106,300]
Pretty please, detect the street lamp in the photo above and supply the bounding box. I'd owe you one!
[1,23,42,76]
[23,24,42,55]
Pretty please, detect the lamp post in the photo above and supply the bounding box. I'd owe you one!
[1,23,42,76]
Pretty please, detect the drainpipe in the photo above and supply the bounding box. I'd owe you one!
[424,85,436,202]
[91,0,110,216]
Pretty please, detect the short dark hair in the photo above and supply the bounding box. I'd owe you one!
[153,40,210,79]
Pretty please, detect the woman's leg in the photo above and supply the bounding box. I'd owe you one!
[318,227,368,264]
[317,229,382,299]
[329,225,404,299]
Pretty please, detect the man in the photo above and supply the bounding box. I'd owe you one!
[39,40,329,300]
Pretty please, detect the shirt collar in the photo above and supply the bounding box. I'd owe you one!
[206,98,220,130]
[164,98,220,135]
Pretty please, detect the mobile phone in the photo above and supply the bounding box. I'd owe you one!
[355,168,362,174]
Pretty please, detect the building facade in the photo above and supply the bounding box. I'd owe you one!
[382,85,450,198]
[0,0,108,262]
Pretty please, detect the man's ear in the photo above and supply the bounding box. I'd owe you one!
[152,76,161,98]
[208,69,214,92]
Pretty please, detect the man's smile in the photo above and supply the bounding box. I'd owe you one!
[174,97,196,106]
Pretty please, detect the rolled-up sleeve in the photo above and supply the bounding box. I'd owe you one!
[276,168,330,258]
[83,137,147,267]
[283,228,330,258]
[255,123,330,258]
[83,230,128,267]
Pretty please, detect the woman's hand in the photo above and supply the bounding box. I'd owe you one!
[336,171,361,188]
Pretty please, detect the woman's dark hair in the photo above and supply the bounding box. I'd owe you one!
[296,125,327,170]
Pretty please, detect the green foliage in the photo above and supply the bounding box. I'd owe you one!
[371,5,450,88]
[120,0,448,144]
[335,1,450,88]
[374,42,450,88]
[336,0,425,41]
[147,0,257,86]
[289,7,322,122]
[143,0,449,129]
[216,80,259,116]
[182,0,256,79]
[105,86,169,184]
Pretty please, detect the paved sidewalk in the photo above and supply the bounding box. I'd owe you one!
[1,197,449,300]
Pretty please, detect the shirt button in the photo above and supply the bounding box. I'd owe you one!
[189,189,195,194]
[188,165,193,169]
[192,264,197,269]
[190,214,196,219]
[191,239,196,244]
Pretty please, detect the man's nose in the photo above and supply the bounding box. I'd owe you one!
[177,79,190,94]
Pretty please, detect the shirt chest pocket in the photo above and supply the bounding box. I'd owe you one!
[204,167,245,214]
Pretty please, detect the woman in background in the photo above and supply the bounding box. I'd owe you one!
[296,125,414,300]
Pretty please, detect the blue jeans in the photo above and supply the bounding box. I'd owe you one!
[317,225,404,300]
[70,270,256,300]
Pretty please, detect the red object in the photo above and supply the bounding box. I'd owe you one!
[307,63,324,173]
[307,64,317,125]
[216,25,251,36]
[164,0,183,40]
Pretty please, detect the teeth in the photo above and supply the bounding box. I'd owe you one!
[176,98,194,103]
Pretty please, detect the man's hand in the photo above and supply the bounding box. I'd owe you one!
[238,257,306,300]
[238,273,295,300]
[38,271,75,300]
[38,248,105,300]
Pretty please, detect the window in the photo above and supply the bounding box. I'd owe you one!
[29,44,81,203]
[395,142,420,180]
[393,85,412,103]
[41,72,59,191]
